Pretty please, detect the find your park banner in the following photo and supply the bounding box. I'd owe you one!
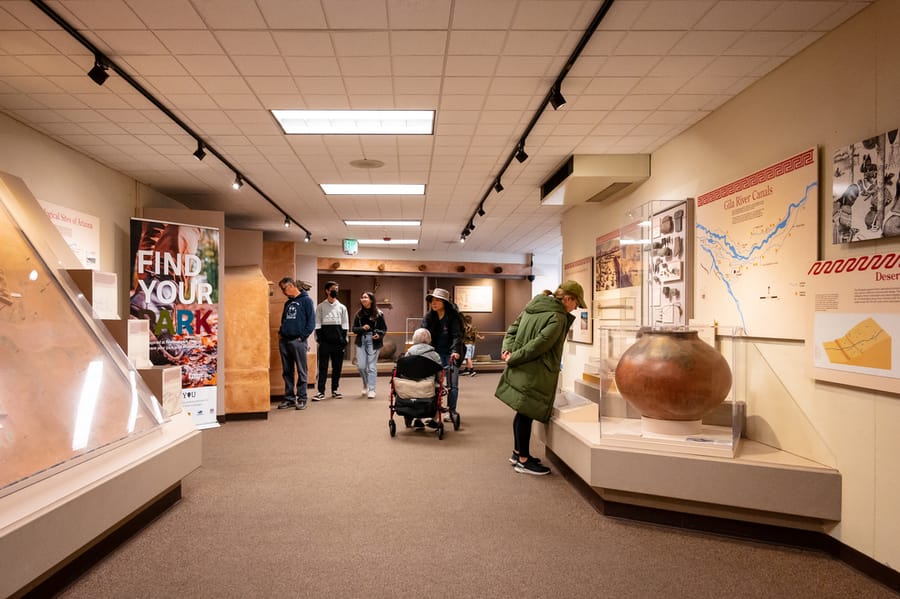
[129,218,219,429]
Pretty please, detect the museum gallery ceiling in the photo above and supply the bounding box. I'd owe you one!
[0,0,873,260]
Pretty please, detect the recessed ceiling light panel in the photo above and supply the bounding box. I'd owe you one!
[344,220,421,226]
[273,110,434,135]
[357,239,418,245]
[321,184,425,195]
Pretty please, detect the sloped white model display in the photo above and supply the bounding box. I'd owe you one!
[0,171,202,597]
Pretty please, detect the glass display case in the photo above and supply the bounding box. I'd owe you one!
[0,175,165,499]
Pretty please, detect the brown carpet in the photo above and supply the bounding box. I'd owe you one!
[56,373,896,598]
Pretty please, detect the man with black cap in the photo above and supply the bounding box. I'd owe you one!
[277,277,315,410]
[495,280,586,475]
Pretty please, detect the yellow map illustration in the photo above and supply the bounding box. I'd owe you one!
[823,317,892,369]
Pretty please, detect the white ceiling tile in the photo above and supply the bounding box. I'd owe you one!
[125,0,205,28]
[0,57,37,77]
[344,77,393,94]
[440,95,485,110]
[213,95,263,109]
[155,30,223,54]
[190,0,268,29]
[163,94,220,109]
[495,56,554,77]
[0,31,58,54]
[451,0,515,29]
[395,77,442,95]
[36,31,91,56]
[285,57,341,77]
[322,0,389,29]
[632,1,716,30]
[642,109,700,124]
[387,0,451,29]
[670,30,742,55]
[215,31,279,56]
[393,94,439,108]
[483,94,532,110]
[445,55,498,77]
[143,75,205,94]
[583,77,639,94]
[257,94,306,109]
[601,1,650,30]
[614,31,685,55]
[756,1,847,31]
[62,0,145,28]
[700,55,768,78]
[658,93,714,110]
[696,1,777,30]
[17,55,84,76]
[232,56,290,77]
[503,31,569,55]
[590,122,635,136]
[597,55,661,77]
[582,30,628,56]
[725,31,798,56]
[244,76,299,95]
[301,94,351,109]
[442,77,491,94]
[390,31,447,55]
[448,31,505,56]
[29,93,88,109]
[70,91,133,108]
[257,0,328,29]
[93,31,169,54]
[176,55,239,77]
[272,32,334,56]
[122,55,189,76]
[513,1,583,29]
[193,76,249,94]
[332,32,390,57]
[7,108,65,123]
[649,55,712,77]
[631,76,688,94]
[434,122,477,135]
[0,6,26,29]
[780,31,825,56]
[339,56,392,77]
[568,94,621,110]
[392,56,444,77]
[679,75,740,94]
[615,94,668,110]
[487,76,543,95]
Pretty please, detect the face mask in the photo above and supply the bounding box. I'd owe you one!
[329,289,338,299]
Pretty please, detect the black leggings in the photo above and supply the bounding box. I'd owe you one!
[513,412,534,457]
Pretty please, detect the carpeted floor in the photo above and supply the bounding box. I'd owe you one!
[56,373,897,598]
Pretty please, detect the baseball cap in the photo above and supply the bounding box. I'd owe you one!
[555,280,586,308]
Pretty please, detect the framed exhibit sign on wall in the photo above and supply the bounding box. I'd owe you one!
[564,256,593,344]
[454,285,492,312]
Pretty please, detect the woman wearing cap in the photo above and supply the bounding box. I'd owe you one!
[421,287,465,420]
[495,280,586,475]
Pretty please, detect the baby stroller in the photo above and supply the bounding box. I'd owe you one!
[389,354,461,440]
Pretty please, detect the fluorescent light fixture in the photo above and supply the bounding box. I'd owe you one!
[344,220,421,227]
[272,110,434,135]
[321,184,424,195]
[357,239,418,245]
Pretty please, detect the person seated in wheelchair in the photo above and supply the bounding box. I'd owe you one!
[395,328,444,430]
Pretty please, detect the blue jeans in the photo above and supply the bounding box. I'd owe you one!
[356,333,380,391]
[279,337,308,401]
[439,354,459,412]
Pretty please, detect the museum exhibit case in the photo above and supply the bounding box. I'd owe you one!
[542,198,841,527]
[0,171,202,598]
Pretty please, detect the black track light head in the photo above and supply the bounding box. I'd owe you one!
[549,86,566,110]
[193,141,206,161]
[494,180,504,193]
[304,232,312,243]
[87,55,109,86]
[283,216,291,228]
[232,174,243,190]
[515,145,528,163]
[477,205,486,217]
[467,220,475,231]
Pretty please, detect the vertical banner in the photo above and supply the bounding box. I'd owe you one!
[129,218,220,429]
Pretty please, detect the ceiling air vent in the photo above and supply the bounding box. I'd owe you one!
[540,154,650,207]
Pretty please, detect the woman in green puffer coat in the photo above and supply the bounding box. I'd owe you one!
[495,281,585,475]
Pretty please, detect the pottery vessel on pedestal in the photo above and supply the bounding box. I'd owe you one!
[614,327,732,435]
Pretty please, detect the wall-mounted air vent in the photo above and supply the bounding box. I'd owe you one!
[540,154,650,207]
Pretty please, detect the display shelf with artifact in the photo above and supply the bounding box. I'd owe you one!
[0,171,201,598]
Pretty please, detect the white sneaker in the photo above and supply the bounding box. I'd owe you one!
[361,388,367,397]
[367,390,376,399]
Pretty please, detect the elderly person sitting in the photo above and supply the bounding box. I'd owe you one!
[395,328,443,429]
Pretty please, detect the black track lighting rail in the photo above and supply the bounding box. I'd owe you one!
[459,0,616,243]
[30,0,311,238]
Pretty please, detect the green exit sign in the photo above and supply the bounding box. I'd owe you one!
[343,239,358,256]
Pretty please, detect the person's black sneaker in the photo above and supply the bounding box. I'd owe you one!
[331,391,343,398]
[295,401,307,410]
[312,392,325,401]
[514,459,550,475]
[426,419,440,429]
[413,419,425,429]
[469,370,477,377]
[277,400,296,410]
[508,452,542,465]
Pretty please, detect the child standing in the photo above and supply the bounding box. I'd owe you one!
[462,313,485,377]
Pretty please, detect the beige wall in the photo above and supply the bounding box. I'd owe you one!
[561,0,900,570]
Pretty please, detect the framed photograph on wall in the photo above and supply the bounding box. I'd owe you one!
[454,285,492,312]
[564,256,593,344]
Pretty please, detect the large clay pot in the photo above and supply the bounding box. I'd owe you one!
[614,328,732,427]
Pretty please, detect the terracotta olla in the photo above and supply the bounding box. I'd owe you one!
[614,328,732,424]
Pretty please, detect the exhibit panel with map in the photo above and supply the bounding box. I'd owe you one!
[694,148,818,339]
[809,253,900,393]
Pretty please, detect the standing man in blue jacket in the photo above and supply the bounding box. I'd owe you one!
[277,277,315,410]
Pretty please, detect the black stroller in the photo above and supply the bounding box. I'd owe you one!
[388,354,461,440]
